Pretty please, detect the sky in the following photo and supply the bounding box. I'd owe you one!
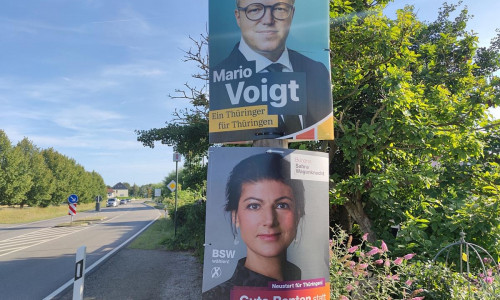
[0,0,498,187]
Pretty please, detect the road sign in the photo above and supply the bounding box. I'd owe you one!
[167,180,176,192]
[173,152,181,162]
[68,203,77,215]
[154,188,161,197]
[68,194,79,204]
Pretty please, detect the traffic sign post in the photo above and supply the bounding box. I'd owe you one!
[172,153,181,237]
[167,180,176,192]
[68,194,78,204]
[68,194,78,223]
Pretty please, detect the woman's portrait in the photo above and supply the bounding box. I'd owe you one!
[202,148,329,300]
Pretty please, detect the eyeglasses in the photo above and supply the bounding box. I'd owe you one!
[238,2,294,21]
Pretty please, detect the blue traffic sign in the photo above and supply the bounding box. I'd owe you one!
[68,194,79,204]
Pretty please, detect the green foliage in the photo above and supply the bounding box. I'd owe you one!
[0,131,32,206]
[0,130,107,207]
[16,138,55,207]
[404,260,500,300]
[328,0,500,257]
[162,197,206,259]
[329,226,424,300]
[329,227,500,299]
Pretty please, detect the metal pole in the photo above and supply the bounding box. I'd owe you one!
[174,159,179,237]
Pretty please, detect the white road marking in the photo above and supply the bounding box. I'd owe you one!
[0,226,90,257]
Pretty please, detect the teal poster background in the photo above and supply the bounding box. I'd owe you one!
[209,0,330,69]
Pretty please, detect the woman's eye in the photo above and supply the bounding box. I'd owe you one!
[276,202,290,209]
[247,203,260,210]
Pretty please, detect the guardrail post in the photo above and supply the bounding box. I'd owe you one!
[73,246,86,300]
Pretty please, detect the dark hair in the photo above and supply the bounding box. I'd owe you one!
[225,152,305,234]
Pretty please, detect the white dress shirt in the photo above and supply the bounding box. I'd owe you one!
[238,38,303,129]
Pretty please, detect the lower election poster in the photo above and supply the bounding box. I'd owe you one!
[202,147,330,300]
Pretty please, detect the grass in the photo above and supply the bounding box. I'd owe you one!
[55,216,107,227]
[0,202,97,224]
[128,216,174,250]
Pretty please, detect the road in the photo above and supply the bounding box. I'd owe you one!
[0,200,160,300]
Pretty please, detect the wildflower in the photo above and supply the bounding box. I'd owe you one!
[411,297,425,300]
[366,247,381,256]
[485,277,494,284]
[346,284,354,292]
[358,263,369,269]
[348,246,358,253]
[393,257,404,265]
[362,232,369,241]
[381,240,388,252]
[375,259,384,265]
[339,296,349,300]
[384,259,391,267]
[404,253,416,260]
[405,280,413,286]
[387,274,399,280]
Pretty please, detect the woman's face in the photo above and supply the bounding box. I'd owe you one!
[233,179,298,260]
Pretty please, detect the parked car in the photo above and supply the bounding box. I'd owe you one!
[106,198,119,207]
[120,199,127,205]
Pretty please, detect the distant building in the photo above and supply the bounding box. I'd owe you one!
[112,182,129,197]
[107,188,115,198]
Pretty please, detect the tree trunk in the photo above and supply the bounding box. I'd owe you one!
[330,204,353,234]
[344,196,377,243]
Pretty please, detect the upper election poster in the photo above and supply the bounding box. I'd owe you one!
[202,147,330,300]
[209,0,333,143]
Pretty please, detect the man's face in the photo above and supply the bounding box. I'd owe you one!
[235,0,294,61]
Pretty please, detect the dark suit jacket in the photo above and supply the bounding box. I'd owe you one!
[202,257,301,300]
[209,44,332,142]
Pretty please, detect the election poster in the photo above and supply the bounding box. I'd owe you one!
[202,147,330,300]
[209,0,333,143]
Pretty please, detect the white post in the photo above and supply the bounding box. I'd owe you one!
[73,246,86,300]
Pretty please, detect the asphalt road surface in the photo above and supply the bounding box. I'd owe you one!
[0,200,160,300]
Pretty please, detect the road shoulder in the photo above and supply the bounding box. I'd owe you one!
[54,248,202,299]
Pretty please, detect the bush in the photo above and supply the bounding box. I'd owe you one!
[329,226,500,299]
[329,226,424,300]
[163,199,206,259]
[405,260,500,300]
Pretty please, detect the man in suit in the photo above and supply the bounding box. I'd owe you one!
[210,0,332,142]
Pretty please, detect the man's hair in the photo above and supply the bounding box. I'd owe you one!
[236,0,296,7]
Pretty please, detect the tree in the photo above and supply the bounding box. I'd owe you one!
[0,131,32,206]
[135,35,209,189]
[42,148,78,205]
[129,183,140,197]
[15,138,55,207]
[328,0,500,257]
